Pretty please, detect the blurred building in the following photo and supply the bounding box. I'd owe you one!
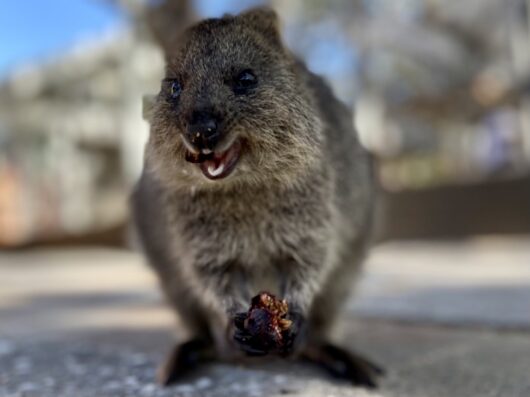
[0,27,164,246]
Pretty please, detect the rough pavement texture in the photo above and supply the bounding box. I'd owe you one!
[0,237,529,397]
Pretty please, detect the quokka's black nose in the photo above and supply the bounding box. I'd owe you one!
[187,111,220,151]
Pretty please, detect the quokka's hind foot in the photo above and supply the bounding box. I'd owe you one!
[300,342,384,389]
[157,338,215,386]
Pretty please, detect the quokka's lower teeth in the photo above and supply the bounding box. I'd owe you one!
[207,163,225,177]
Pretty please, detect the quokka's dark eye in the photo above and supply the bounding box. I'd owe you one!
[164,79,182,100]
[233,69,258,95]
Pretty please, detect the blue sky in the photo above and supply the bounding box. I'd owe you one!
[0,0,126,77]
[0,0,268,78]
[194,0,265,17]
[0,0,353,101]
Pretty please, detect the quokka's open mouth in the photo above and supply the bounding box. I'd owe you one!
[184,139,242,180]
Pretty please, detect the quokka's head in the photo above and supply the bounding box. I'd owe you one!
[146,8,323,191]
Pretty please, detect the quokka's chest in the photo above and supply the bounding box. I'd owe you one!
[175,198,328,268]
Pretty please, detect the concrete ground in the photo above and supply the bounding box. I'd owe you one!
[0,237,529,397]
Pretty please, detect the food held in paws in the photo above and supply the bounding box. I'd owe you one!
[243,292,292,348]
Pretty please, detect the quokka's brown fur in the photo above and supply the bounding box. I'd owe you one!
[132,6,377,386]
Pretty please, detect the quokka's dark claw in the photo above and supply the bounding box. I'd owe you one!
[157,338,214,386]
[233,312,248,330]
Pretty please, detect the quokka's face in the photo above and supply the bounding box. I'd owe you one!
[146,9,322,190]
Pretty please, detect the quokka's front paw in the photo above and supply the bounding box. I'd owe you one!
[233,310,279,355]
[232,292,304,356]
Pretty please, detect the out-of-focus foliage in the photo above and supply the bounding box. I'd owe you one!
[273,0,530,189]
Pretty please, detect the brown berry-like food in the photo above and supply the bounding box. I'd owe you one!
[242,292,292,351]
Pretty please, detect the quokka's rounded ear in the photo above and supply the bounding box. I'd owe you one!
[238,7,282,45]
[143,0,197,56]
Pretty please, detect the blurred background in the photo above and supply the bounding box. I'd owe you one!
[1,0,529,248]
[1,2,530,396]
